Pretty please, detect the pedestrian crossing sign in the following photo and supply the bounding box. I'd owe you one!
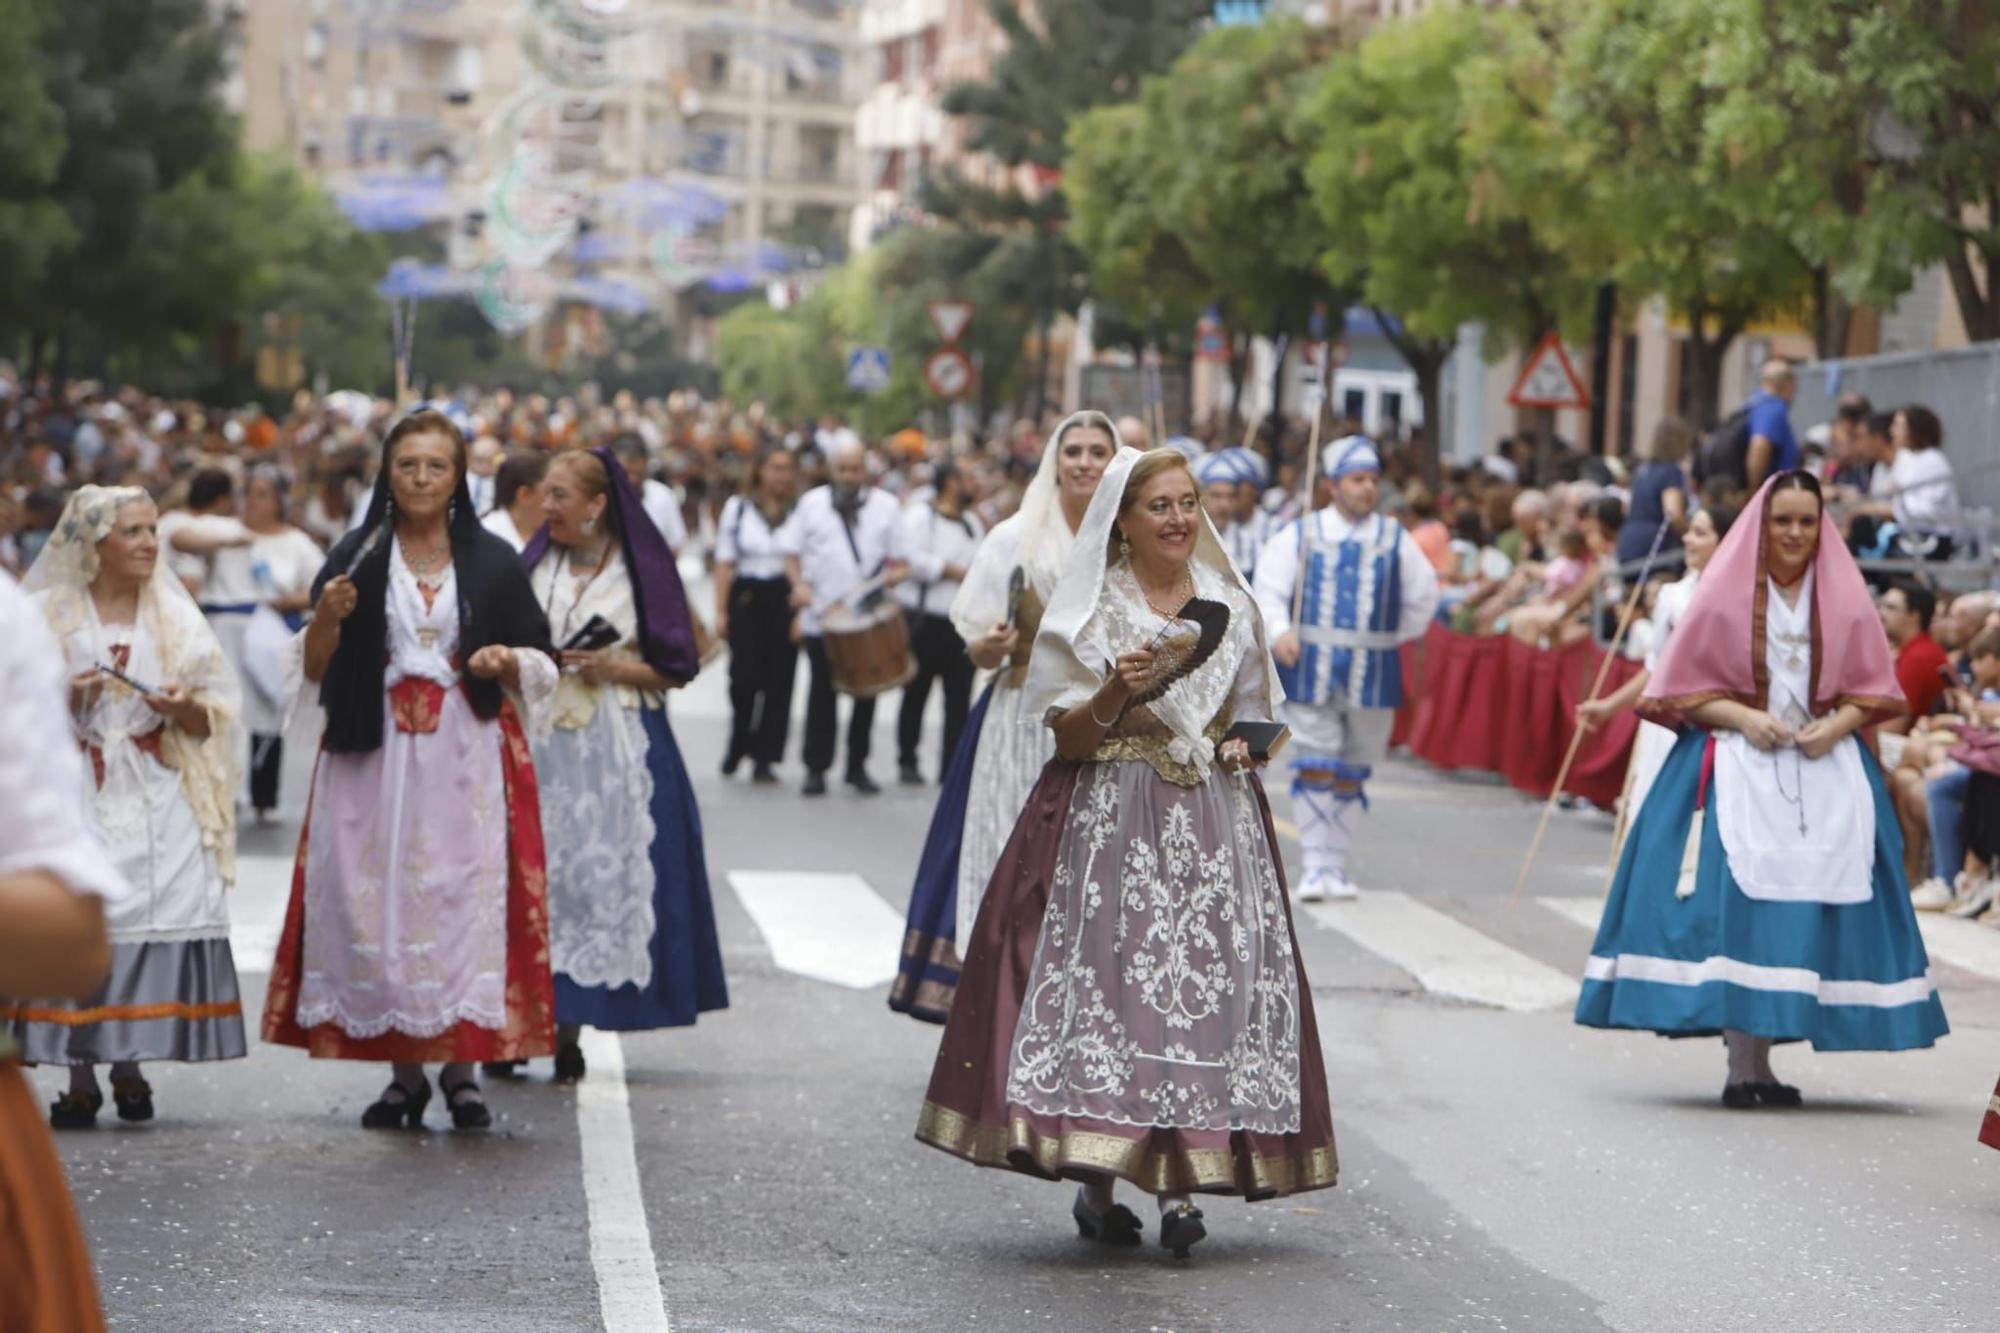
[846,346,892,394]
[1507,332,1590,410]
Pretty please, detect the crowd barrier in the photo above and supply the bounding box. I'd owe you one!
[1389,624,1641,810]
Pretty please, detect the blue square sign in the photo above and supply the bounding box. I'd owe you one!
[845,346,891,393]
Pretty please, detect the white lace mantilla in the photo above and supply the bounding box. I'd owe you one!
[1005,749,1303,1134]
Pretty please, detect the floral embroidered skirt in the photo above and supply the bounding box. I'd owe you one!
[917,757,1338,1200]
[262,693,557,1063]
[0,1064,104,1332]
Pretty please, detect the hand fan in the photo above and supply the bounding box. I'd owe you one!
[1004,566,1026,628]
[1125,596,1230,708]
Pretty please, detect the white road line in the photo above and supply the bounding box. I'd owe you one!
[1304,891,1579,1011]
[1538,896,1609,933]
[228,852,296,973]
[1915,912,2000,983]
[577,1029,671,1333]
[726,871,904,989]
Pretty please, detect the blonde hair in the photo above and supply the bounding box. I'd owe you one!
[1108,449,1195,560]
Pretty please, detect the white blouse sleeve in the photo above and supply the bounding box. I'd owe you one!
[0,578,131,904]
[949,519,1022,644]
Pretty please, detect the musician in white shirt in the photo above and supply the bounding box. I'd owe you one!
[611,434,689,555]
[714,448,802,784]
[785,440,905,795]
[894,461,984,785]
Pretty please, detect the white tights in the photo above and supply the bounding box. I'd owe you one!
[1723,1030,1777,1084]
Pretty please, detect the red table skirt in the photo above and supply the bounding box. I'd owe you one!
[1391,624,1640,809]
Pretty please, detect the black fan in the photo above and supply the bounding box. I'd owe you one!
[1126,596,1231,708]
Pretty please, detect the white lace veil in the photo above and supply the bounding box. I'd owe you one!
[948,409,1121,635]
[1027,448,1284,777]
[22,486,243,885]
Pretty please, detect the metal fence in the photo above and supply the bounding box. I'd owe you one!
[1795,342,2000,512]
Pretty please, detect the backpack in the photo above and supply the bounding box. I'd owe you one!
[1693,404,1754,490]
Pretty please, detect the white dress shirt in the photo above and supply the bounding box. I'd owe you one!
[897,503,985,619]
[715,494,798,581]
[482,506,529,554]
[1252,506,1440,643]
[0,573,130,905]
[641,478,688,555]
[791,484,904,635]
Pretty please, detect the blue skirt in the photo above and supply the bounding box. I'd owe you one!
[1576,729,1947,1051]
[557,708,730,1030]
[888,681,993,1024]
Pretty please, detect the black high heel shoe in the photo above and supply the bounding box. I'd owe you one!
[111,1075,154,1123]
[1751,1080,1803,1107]
[1159,1203,1207,1259]
[49,1090,103,1130]
[1072,1189,1143,1247]
[553,1042,586,1084]
[361,1077,431,1129]
[1720,1082,1760,1110]
[441,1077,492,1131]
[481,1061,524,1078]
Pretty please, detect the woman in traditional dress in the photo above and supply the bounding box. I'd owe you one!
[1577,471,1948,1107]
[713,446,801,783]
[499,447,725,1082]
[261,410,560,1131]
[917,447,1338,1258]
[12,487,247,1128]
[888,412,1116,1022]
[0,569,131,1333]
[1578,502,1737,833]
[203,465,324,820]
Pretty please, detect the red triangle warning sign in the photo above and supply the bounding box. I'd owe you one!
[1507,332,1590,410]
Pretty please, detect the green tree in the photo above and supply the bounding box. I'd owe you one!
[1548,0,1815,424]
[25,0,241,381]
[0,0,71,346]
[1068,19,1346,431]
[1303,5,1592,477]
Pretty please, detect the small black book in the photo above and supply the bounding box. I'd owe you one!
[1222,720,1291,761]
[562,615,622,653]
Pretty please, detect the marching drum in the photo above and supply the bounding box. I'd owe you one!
[821,600,915,697]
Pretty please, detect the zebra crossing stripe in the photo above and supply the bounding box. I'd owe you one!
[1303,891,1578,1012]
[726,871,904,990]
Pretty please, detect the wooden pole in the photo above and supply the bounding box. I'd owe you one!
[1506,521,1671,911]
[1289,369,1326,632]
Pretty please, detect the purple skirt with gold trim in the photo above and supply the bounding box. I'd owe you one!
[915,758,1338,1200]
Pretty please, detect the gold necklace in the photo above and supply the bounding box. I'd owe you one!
[1138,563,1194,621]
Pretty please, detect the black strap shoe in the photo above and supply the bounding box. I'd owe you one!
[553,1041,587,1084]
[49,1090,103,1131]
[1072,1190,1143,1247]
[362,1077,431,1130]
[1721,1082,1760,1110]
[1751,1080,1803,1107]
[442,1078,492,1131]
[111,1075,154,1123]
[1159,1203,1207,1259]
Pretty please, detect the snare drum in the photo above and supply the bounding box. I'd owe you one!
[821,601,915,697]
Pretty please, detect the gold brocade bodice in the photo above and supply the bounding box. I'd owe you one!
[1004,584,1046,688]
[1090,702,1232,788]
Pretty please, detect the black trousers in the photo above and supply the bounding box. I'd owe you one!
[898,611,973,773]
[726,577,799,767]
[248,733,284,813]
[803,635,875,778]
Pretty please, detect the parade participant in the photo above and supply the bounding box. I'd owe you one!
[1577,472,1948,1107]
[502,448,726,1082]
[480,450,549,554]
[0,570,129,1333]
[894,460,982,785]
[1578,503,1738,822]
[203,465,324,820]
[916,447,1337,1258]
[1252,436,1440,902]
[12,487,247,1128]
[787,439,905,795]
[156,467,251,599]
[715,447,801,783]
[888,412,1115,1023]
[1195,446,1270,582]
[261,409,559,1132]
[466,435,503,516]
[610,433,689,555]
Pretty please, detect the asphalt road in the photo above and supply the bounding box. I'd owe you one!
[39,634,2000,1333]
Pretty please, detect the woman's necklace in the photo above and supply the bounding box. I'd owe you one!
[546,541,612,642]
[1138,563,1195,622]
[400,529,451,587]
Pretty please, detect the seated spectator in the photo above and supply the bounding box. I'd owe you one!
[1910,628,2000,912]
[1402,483,1454,575]
[1879,580,1950,738]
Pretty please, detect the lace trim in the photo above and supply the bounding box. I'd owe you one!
[293,992,507,1039]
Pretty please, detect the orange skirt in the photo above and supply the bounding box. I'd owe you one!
[0,1064,105,1333]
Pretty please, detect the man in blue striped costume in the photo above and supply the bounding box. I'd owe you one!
[1194,447,1273,584]
[1253,437,1439,901]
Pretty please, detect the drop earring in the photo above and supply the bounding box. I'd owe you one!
[584,515,597,537]
[1118,531,1131,561]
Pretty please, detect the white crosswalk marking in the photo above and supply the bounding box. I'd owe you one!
[726,871,905,989]
[1304,891,1579,1011]
[1537,895,1608,933]
[1914,912,2000,983]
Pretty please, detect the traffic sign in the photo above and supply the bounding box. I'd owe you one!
[927,299,974,345]
[845,346,891,394]
[923,348,975,400]
[1507,332,1590,409]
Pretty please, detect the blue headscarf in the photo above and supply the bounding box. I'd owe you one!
[1194,446,1267,488]
[1325,435,1381,481]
